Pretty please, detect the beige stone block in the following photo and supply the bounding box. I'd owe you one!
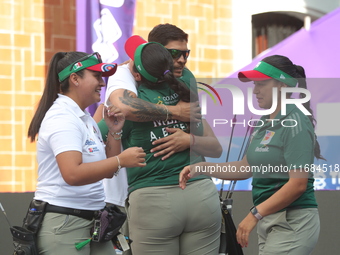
[198,60,214,73]
[25,79,43,92]
[220,49,233,60]
[0,106,13,121]
[14,34,31,48]
[0,33,12,46]
[24,20,43,33]
[188,5,204,17]
[219,62,233,76]
[0,48,12,62]
[14,49,22,62]
[14,154,33,167]
[0,124,12,136]
[34,65,44,77]
[145,16,163,28]
[0,2,12,16]
[204,48,218,59]
[154,2,171,16]
[0,78,13,91]
[0,17,13,31]
[0,63,12,76]
[34,35,43,63]
[15,94,32,107]
[0,93,12,107]
[13,67,24,92]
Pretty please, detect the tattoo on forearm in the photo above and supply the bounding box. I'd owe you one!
[120,90,173,121]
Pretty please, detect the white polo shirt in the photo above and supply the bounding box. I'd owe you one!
[34,94,106,210]
[103,63,137,207]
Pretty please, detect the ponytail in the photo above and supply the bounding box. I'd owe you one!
[262,55,325,160]
[295,65,325,160]
[27,51,87,142]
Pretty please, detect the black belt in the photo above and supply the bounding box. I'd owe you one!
[45,204,95,221]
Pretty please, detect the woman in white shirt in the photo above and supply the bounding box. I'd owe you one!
[27,51,146,255]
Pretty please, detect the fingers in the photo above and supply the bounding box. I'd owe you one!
[161,151,174,161]
[151,136,171,148]
[106,105,123,118]
[164,127,180,133]
[122,147,147,168]
[179,166,192,190]
[236,230,249,248]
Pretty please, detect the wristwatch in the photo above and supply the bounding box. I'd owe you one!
[250,206,263,220]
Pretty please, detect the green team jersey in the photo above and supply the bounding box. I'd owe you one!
[247,104,318,209]
[98,68,209,194]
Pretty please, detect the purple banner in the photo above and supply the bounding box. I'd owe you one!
[76,0,136,113]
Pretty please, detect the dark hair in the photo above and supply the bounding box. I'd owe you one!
[148,23,188,46]
[262,55,325,160]
[27,51,87,142]
[133,43,197,102]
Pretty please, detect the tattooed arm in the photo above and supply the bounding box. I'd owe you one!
[108,89,201,122]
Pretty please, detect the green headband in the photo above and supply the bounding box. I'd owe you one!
[255,61,298,87]
[58,55,100,82]
[134,42,164,83]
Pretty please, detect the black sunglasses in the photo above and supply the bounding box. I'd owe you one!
[166,49,190,60]
[68,52,102,71]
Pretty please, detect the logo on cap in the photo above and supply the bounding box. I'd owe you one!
[101,64,115,72]
[280,74,285,79]
[73,62,83,70]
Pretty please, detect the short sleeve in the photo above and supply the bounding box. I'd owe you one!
[40,114,84,157]
[283,112,315,169]
[105,64,138,106]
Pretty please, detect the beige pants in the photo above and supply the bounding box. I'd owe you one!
[126,179,221,255]
[37,212,116,255]
[257,208,320,255]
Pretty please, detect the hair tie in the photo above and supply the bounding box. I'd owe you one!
[163,70,170,75]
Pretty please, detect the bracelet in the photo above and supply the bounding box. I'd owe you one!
[110,130,123,140]
[114,156,121,176]
[190,134,195,147]
[162,104,169,122]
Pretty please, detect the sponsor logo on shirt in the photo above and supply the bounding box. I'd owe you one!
[255,146,269,152]
[88,147,100,153]
[260,130,275,145]
[85,138,96,146]
[157,93,179,104]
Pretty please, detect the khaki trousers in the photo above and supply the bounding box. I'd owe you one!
[257,208,320,255]
[126,179,221,255]
[37,212,116,255]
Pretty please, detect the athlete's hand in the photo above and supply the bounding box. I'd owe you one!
[118,147,146,168]
[150,127,190,160]
[176,100,201,123]
[104,105,125,134]
[179,164,200,189]
[236,213,257,248]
